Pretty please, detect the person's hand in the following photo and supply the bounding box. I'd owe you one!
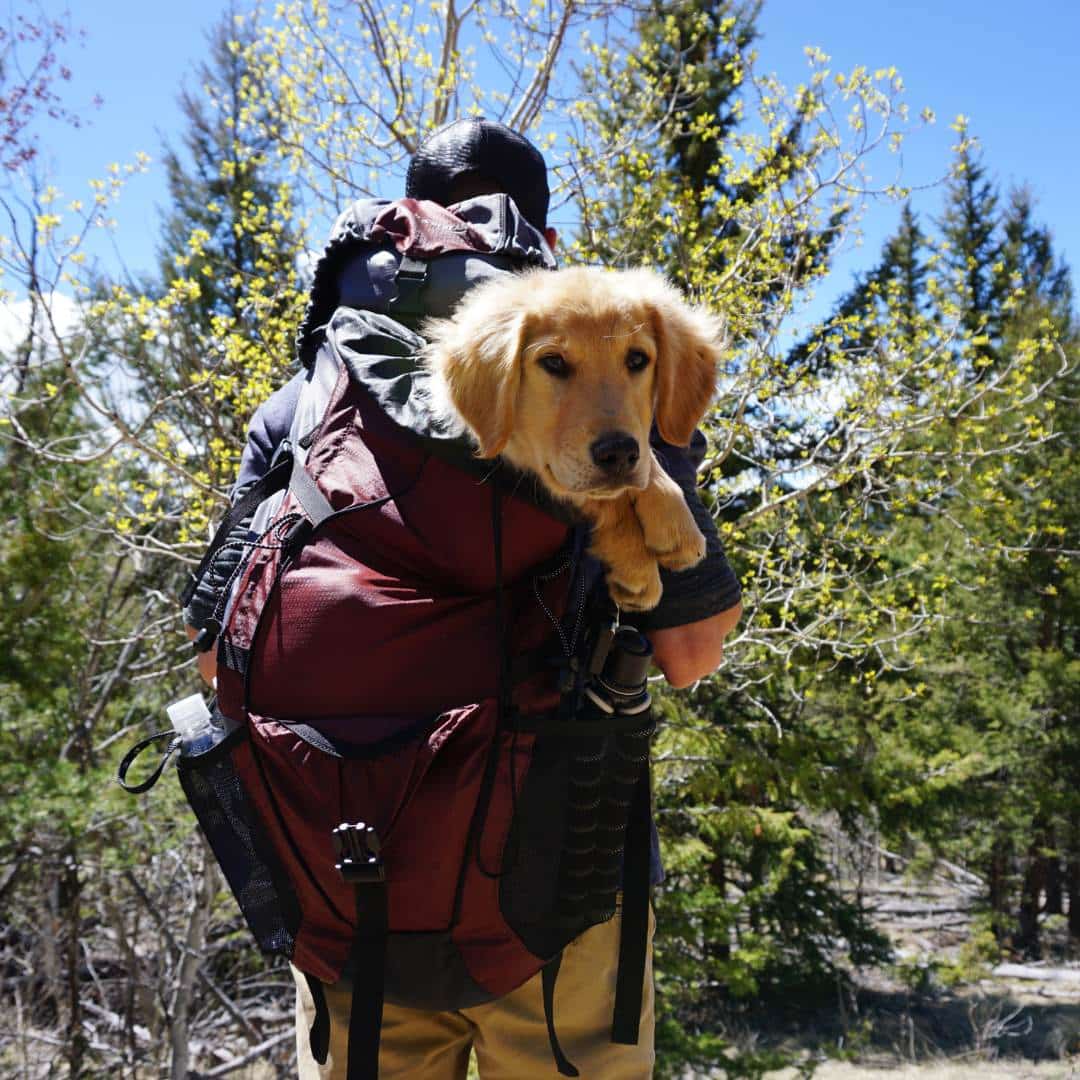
[649,602,742,689]
[185,624,219,687]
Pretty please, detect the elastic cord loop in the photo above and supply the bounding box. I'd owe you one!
[116,730,182,794]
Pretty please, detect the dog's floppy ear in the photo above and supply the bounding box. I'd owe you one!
[633,271,723,447]
[423,276,530,458]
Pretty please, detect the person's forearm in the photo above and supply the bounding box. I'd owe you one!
[650,601,742,689]
[185,624,218,687]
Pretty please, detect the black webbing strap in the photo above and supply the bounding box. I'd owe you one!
[116,730,181,794]
[611,766,652,1045]
[542,953,580,1077]
[345,883,388,1079]
[393,254,429,309]
[179,455,294,608]
[289,454,336,532]
[305,973,331,1065]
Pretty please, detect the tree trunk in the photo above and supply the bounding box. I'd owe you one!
[1045,852,1064,916]
[170,843,217,1079]
[1068,815,1080,941]
[62,844,86,1078]
[1068,858,1080,940]
[708,849,731,962]
[988,837,1011,944]
[1016,847,1044,959]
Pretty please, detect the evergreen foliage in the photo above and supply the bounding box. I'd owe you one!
[159,15,297,331]
[0,1,1077,1074]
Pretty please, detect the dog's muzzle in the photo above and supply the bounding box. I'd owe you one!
[590,431,640,480]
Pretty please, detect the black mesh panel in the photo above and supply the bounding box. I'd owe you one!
[178,735,300,958]
[500,711,655,957]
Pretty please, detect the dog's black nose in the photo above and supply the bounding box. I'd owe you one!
[590,431,640,475]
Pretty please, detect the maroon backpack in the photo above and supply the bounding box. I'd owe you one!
[122,198,656,1079]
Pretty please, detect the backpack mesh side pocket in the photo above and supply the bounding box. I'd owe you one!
[499,710,656,958]
[177,730,301,959]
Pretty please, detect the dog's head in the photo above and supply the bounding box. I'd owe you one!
[423,266,723,500]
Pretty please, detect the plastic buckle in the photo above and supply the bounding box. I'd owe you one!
[395,254,428,284]
[192,619,220,653]
[332,822,385,884]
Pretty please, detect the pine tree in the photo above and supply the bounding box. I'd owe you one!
[937,134,1005,363]
[641,0,762,196]
[158,12,296,331]
[887,203,929,341]
[787,202,927,371]
[826,181,1080,960]
[996,185,1073,320]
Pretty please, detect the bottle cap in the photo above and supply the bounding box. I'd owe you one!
[166,693,212,739]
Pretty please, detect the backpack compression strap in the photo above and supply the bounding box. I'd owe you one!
[299,877,388,1080]
[345,882,388,1080]
[280,453,337,553]
[611,765,652,1045]
[542,953,580,1077]
[332,823,388,1080]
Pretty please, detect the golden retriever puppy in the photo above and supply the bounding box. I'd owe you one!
[422,265,723,610]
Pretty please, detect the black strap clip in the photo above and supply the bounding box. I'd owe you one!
[392,253,429,310]
[332,822,385,884]
[192,618,221,653]
[557,655,580,696]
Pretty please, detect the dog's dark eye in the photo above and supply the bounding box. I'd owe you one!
[626,349,650,373]
[538,353,569,377]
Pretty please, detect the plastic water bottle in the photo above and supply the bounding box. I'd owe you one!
[167,693,223,755]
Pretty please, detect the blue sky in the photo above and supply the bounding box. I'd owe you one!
[758,0,1080,313]
[31,0,1080,312]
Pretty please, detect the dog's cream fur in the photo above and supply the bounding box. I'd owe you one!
[423,266,723,610]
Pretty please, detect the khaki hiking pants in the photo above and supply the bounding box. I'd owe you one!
[293,907,656,1079]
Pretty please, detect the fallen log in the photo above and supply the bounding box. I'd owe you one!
[991,963,1080,984]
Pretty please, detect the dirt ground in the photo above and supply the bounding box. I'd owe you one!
[770,1062,1078,1078]
[678,838,1080,1078]
[690,979,1080,1077]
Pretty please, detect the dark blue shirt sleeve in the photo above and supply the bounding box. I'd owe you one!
[184,371,305,629]
[234,369,305,494]
[636,428,742,632]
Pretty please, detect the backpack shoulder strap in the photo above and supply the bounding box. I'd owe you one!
[179,453,295,610]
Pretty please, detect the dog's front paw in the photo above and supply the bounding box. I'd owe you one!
[585,490,665,611]
[604,558,663,612]
[639,505,707,572]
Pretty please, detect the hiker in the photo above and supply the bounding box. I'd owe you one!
[181,118,742,1078]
